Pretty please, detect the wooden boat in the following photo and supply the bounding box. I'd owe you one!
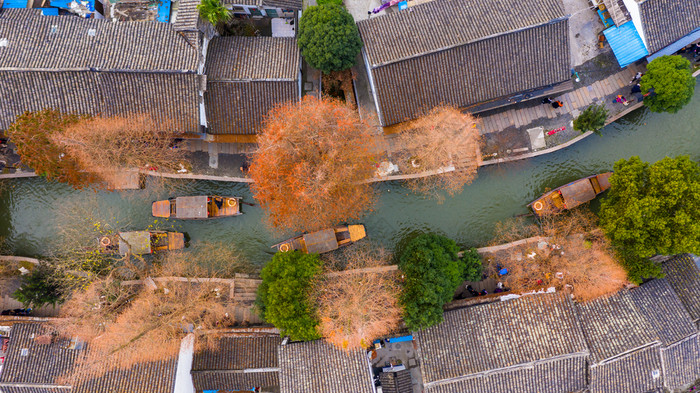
[528,172,613,217]
[99,231,185,255]
[151,196,241,219]
[271,225,367,254]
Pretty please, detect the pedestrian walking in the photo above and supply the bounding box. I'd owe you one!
[541,97,553,105]
[630,72,643,84]
[615,95,628,106]
[551,100,563,109]
[631,83,642,94]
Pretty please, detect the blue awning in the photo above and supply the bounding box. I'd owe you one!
[604,21,649,68]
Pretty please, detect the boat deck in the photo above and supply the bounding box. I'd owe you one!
[210,197,241,217]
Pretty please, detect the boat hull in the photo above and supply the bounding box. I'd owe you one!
[528,172,612,217]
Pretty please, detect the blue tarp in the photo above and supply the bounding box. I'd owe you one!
[596,8,613,28]
[1,0,29,8]
[38,7,59,14]
[156,0,170,22]
[604,21,649,68]
[386,335,413,343]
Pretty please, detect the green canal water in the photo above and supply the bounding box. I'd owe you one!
[1,87,699,265]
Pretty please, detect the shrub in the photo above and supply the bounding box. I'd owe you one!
[298,5,362,73]
[12,263,67,308]
[317,0,343,6]
[573,103,608,134]
[641,55,695,113]
[398,234,481,330]
[256,251,323,341]
[197,0,231,27]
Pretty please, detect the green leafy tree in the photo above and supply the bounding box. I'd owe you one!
[398,234,482,330]
[641,55,696,113]
[12,263,67,309]
[573,103,609,134]
[197,0,231,27]
[600,156,700,283]
[317,0,343,6]
[256,251,322,341]
[298,5,362,73]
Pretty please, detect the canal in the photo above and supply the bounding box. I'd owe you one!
[1,87,698,266]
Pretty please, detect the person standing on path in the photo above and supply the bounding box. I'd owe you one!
[542,97,553,105]
[630,72,643,84]
[551,100,563,109]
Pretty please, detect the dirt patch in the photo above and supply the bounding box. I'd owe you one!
[481,127,530,159]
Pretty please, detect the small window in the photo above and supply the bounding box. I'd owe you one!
[50,25,58,34]
[0,38,7,47]
[651,369,660,379]
[20,348,29,356]
[87,28,96,37]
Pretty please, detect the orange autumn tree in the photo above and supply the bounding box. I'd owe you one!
[8,109,98,188]
[393,106,481,198]
[8,109,186,189]
[313,245,401,350]
[249,96,380,232]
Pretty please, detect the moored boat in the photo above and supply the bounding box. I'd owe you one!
[152,196,241,219]
[271,225,367,254]
[528,172,613,217]
[99,230,186,255]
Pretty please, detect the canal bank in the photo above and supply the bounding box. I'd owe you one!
[1,84,698,265]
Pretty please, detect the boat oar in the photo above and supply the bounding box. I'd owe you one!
[240,201,256,207]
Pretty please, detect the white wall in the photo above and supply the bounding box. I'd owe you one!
[173,333,195,393]
[623,0,648,49]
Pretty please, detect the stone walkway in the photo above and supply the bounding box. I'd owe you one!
[477,62,646,134]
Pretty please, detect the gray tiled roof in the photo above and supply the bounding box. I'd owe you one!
[660,334,700,390]
[191,371,279,391]
[661,254,700,324]
[206,37,299,81]
[415,293,587,387]
[0,14,201,132]
[360,18,571,125]
[0,324,80,387]
[357,0,566,67]
[0,17,199,71]
[223,0,302,9]
[589,344,663,393]
[204,37,299,135]
[0,388,70,393]
[426,355,588,393]
[205,81,298,135]
[191,335,281,391]
[278,340,374,393]
[0,8,42,20]
[172,0,200,32]
[638,0,700,54]
[627,279,697,345]
[0,71,201,132]
[72,358,178,393]
[379,369,412,393]
[576,292,659,363]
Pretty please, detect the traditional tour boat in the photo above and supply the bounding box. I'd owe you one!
[151,196,241,219]
[528,172,613,217]
[99,230,186,255]
[271,225,367,254]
